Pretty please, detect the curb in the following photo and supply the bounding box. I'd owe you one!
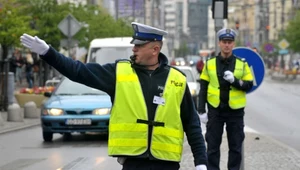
[0,121,40,135]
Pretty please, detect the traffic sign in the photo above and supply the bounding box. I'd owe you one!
[279,49,289,55]
[58,14,82,37]
[278,39,290,50]
[264,43,274,53]
[233,47,265,94]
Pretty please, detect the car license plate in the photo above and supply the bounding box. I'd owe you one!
[66,119,92,125]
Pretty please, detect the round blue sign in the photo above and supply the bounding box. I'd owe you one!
[233,47,265,93]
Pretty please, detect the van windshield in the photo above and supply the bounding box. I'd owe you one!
[88,47,133,64]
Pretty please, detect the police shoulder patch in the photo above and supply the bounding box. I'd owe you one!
[169,66,186,77]
[116,59,131,63]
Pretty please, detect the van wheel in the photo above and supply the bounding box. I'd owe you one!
[43,132,53,142]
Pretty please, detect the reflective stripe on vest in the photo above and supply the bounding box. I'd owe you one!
[206,57,247,109]
[108,61,186,162]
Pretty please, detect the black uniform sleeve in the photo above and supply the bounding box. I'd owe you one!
[231,78,253,92]
[181,85,207,166]
[198,79,209,113]
[40,47,116,96]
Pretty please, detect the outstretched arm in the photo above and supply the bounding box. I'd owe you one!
[20,33,116,96]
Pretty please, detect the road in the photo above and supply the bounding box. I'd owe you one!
[0,128,121,170]
[0,76,300,169]
[244,77,300,152]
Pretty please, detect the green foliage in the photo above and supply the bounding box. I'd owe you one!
[18,0,133,49]
[175,43,189,58]
[285,10,300,52]
[0,0,37,58]
[0,0,133,59]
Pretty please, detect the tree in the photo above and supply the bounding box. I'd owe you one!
[285,10,300,52]
[71,4,133,48]
[18,0,71,50]
[0,0,37,60]
[18,1,133,50]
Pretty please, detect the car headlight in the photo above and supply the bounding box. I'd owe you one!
[43,108,64,116]
[93,108,111,115]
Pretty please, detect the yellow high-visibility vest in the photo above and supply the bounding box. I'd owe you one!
[200,57,253,109]
[108,61,186,162]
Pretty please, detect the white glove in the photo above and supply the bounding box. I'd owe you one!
[223,70,235,83]
[199,113,208,124]
[20,33,49,55]
[196,164,207,170]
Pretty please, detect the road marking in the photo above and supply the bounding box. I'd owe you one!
[58,157,106,170]
[0,158,45,170]
[201,124,258,134]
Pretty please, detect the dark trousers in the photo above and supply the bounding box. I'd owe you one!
[122,158,180,170]
[205,108,245,170]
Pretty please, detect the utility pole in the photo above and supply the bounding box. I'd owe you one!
[115,0,119,20]
[280,0,285,69]
[132,0,135,21]
[212,0,227,54]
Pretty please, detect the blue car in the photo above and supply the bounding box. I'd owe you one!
[41,77,111,142]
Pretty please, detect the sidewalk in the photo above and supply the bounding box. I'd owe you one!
[0,109,40,134]
[180,131,300,170]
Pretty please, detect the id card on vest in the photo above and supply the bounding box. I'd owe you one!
[153,96,165,105]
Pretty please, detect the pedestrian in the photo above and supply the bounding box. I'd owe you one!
[20,22,207,170]
[25,50,34,88]
[197,28,253,170]
[10,49,24,84]
[196,57,204,75]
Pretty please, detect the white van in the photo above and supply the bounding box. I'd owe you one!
[86,37,170,64]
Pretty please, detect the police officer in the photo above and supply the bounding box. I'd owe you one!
[20,22,207,170]
[198,28,253,170]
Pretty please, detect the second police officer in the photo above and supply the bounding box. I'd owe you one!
[198,28,254,170]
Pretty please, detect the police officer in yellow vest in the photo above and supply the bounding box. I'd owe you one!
[198,28,253,170]
[20,22,207,170]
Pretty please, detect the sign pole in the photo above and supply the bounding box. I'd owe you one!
[213,1,225,54]
[58,14,82,58]
[233,47,265,170]
[67,15,71,57]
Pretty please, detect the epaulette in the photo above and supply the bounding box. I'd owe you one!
[169,66,186,76]
[115,59,131,63]
[206,56,216,61]
[234,55,246,62]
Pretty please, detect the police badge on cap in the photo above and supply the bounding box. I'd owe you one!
[217,28,237,41]
[130,22,168,45]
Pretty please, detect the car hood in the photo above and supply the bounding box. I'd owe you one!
[44,95,112,109]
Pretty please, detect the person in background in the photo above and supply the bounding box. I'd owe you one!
[196,57,204,75]
[25,51,34,88]
[20,22,208,170]
[198,28,253,170]
[9,49,24,85]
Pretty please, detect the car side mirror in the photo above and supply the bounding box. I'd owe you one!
[44,92,52,97]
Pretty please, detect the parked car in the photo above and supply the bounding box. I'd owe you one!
[41,77,111,142]
[175,66,200,109]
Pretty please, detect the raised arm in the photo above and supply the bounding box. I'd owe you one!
[20,33,116,96]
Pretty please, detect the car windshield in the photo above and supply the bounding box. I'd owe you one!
[88,47,133,64]
[54,78,107,95]
[180,69,195,82]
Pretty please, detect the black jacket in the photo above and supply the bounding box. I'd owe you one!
[198,54,253,116]
[40,47,207,166]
